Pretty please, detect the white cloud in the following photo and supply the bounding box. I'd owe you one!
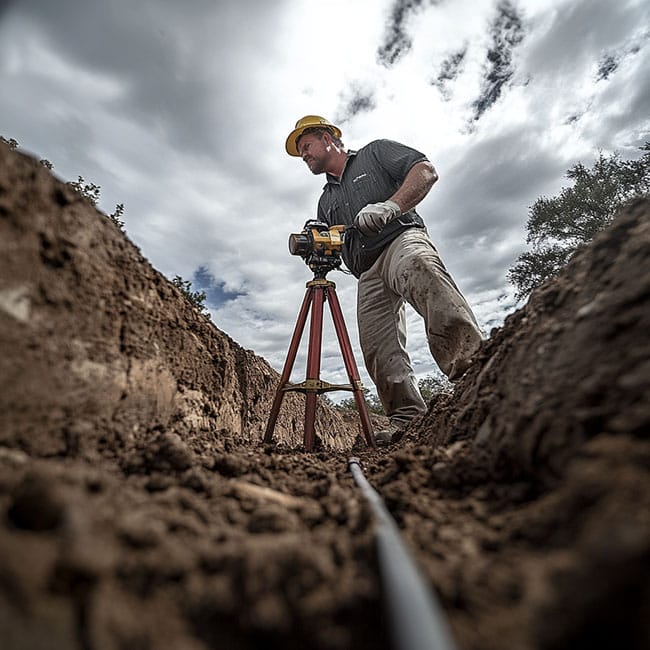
[1,0,648,402]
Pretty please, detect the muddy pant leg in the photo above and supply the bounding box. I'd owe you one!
[357,266,427,424]
[379,229,484,379]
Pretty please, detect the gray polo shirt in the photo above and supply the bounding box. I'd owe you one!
[316,139,428,277]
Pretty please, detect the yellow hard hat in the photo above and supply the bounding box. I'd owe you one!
[285,115,342,157]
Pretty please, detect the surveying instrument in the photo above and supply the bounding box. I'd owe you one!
[264,221,376,451]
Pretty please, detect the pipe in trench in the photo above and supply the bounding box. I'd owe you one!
[348,457,458,650]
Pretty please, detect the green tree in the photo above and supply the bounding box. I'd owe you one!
[336,386,384,415]
[331,374,452,414]
[508,144,650,300]
[109,203,125,230]
[171,275,209,316]
[418,373,452,401]
[319,393,336,408]
[67,176,101,206]
[0,136,18,150]
[2,136,125,229]
[66,176,126,231]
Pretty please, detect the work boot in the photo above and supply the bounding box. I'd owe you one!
[374,421,405,446]
[448,357,472,382]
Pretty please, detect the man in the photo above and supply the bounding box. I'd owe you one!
[285,115,484,444]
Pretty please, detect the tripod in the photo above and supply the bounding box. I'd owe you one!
[264,270,376,451]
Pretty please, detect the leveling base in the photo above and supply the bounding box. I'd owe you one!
[263,277,376,451]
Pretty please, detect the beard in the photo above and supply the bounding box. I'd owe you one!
[305,157,326,175]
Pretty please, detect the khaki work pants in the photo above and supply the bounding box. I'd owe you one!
[357,228,484,425]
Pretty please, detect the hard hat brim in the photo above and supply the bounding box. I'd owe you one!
[285,123,342,157]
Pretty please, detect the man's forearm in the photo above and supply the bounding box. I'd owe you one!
[389,161,438,213]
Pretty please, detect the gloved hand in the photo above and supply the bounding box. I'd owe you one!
[354,200,401,236]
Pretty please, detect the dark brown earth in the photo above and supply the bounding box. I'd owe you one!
[1,141,649,650]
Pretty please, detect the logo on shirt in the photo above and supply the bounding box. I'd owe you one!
[352,173,369,183]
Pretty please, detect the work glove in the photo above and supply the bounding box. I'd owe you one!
[354,200,401,236]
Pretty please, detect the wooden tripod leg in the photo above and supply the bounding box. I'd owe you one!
[263,287,313,443]
[304,286,325,451]
[327,286,377,448]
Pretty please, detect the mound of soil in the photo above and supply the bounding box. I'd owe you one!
[0,144,353,455]
[1,142,648,650]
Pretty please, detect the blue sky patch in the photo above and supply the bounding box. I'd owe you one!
[193,265,245,308]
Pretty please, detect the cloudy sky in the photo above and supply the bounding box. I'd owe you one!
[2,0,649,398]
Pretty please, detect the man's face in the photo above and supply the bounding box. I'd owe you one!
[297,132,329,175]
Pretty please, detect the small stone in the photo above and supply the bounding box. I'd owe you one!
[247,503,301,533]
[118,514,165,549]
[156,432,194,471]
[213,453,248,477]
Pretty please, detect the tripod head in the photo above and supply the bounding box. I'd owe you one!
[309,255,341,279]
[288,220,344,278]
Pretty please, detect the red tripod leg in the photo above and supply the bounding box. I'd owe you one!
[263,287,313,443]
[327,287,377,448]
[304,285,325,451]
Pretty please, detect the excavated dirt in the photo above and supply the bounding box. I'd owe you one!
[1,142,649,650]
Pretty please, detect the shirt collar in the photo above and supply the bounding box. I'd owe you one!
[324,149,358,187]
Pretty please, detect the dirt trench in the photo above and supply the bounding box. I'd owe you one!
[0,143,649,650]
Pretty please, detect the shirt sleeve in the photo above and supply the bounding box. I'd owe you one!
[368,139,429,184]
